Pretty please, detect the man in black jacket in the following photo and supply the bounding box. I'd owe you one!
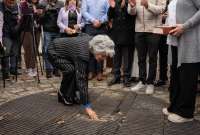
[0,0,22,78]
[40,0,63,78]
[47,34,115,120]
[107,0,135,87]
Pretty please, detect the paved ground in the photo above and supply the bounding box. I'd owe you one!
[0,72,200,135]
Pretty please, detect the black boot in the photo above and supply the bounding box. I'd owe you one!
[108,78,121,86]
[123,78,131,87]
[154,80,166,87]
[46,70,52,78]
[53,69,61,77]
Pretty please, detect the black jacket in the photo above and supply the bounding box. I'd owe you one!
[40,1,63,32]
[108,0,135,46]
[0,2,21,38]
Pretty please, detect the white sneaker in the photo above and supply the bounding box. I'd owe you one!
[131,81,145,91]
[168,113,193,123]
[28,68,37,77]
[162,108,172,116]
[145,84,154,94]
[31,69,37,77]
[26,68,32,74]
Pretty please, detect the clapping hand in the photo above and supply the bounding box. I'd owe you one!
[141,0,148,8]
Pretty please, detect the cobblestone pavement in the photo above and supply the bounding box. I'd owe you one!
[0,71,200,135]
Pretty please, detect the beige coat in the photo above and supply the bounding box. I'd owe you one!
[128,0,166,34]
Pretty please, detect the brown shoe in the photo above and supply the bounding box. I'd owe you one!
[88,72,95,80]
[97,73,103,81]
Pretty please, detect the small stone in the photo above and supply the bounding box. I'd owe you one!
[57,120,65,125]
[0,116,3,121]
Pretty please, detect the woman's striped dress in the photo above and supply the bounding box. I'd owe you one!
[47,33,93,105]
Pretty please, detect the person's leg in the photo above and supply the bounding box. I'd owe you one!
[170,63,200,118]
[2,37,12,76]
[51,33,61,77]
[9,37,20,75]
[51,57,76,104]
[146,34,160,85]
[76,60,90,106]
[96,59,104,81]
[60,70,75,103]
[145,33,160,94]
[113,45,122,80]
[168,46,178,112]
[43,32,54,78]
[88,53,96,79]
[155,35,168,86]
[131,33,147,91]
[135,33,148,84]
[128,44,135,80]
[22,32,36,75]
[159,36,168,81]
[85,25,97,79]
[122,46,132,87]
[108,45,122,86]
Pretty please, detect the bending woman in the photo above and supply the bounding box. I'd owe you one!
[47,34,115,120]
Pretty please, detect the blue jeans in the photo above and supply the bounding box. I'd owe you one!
[1,37,19,73]
[43,32,60,71]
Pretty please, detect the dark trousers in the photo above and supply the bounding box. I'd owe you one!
[168,46,200,118]
[135,33,160,84]
[48,54,89,105]
[113,45,134,80]
[85,24,107,73]
[158,35,168,81]
[1,37,20,73]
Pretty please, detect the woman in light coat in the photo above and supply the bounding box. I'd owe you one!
[163,0,200,123]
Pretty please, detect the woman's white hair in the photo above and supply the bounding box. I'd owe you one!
[89,35,115,57]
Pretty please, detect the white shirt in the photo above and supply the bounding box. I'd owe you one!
[166,0,178,46]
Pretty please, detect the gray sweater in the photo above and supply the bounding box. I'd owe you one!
[176,0,200,66]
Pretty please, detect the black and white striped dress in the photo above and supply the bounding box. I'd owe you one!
[47,33,93,105]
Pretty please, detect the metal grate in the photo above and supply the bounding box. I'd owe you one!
[0,90,200,135]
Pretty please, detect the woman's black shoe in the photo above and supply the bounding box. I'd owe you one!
[154,80,166,87]
[58,92,73,106]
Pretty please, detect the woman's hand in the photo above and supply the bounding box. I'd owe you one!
[74,24,80,31]
[85,107,98,120]
[141,0,148,8]
[64,27,76,35]
[169,24,184,37]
